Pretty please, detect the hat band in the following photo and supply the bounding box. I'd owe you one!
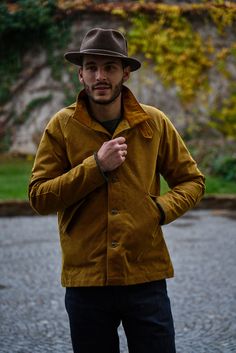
[80,49,127,58]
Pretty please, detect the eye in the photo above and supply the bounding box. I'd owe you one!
[105,64,117,72]
[86,65,97,72]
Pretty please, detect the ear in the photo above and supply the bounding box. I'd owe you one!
[123,66,131,82]
[78,68,84,83]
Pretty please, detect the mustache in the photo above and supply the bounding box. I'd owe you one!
[92,83,111,89]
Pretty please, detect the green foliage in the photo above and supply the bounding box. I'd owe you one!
[207,1,236,34]
[126,5,236,141]
[0,131,12,154]
[1,1,55,32]
[0,95,53,153]
[0,157,33,200]
[210,84,236,140]
[205,175,236,194]
[189,138,236,182]
[63,66,83,106]
[0,0,70,104]
[0,157,235,201]
[128,12,213,103]
[211,155,236,182]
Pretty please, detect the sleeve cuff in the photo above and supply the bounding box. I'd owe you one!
[93,152,109,183]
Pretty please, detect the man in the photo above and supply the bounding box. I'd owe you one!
[29,28,205,353]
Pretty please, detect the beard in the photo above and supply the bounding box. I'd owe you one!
[84,79,123,105]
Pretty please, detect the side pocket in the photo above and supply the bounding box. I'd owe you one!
[135,194,162,263]
[148,193,165,225]
[59,198,86,236]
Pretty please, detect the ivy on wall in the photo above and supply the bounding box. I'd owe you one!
[1,0,236,144]
[0,0,70,105]
[113,2,236,141]
[210,83,236,139]
[127,12,213,103]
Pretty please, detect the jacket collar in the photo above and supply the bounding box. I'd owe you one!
[72,86,152,137]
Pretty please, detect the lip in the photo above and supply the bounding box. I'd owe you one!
[93,85,111,91]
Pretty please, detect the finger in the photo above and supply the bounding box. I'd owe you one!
[112,142,127,152]
[119,143,127,151]
[113,136,126,144]
[119,149,127,157]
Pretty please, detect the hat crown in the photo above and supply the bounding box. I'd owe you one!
[80,28,128,57]
[64,27,141,72]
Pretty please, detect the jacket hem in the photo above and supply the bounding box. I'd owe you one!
[61,270,174,287]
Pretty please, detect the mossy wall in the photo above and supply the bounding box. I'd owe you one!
[0,1,236,160]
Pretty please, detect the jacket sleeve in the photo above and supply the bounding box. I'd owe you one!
[28,114,106,215]
[156,113,205,225]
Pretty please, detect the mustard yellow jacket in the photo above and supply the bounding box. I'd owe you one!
[29,86,205,287]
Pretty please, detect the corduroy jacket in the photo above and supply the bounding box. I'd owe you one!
[29,86,205,287]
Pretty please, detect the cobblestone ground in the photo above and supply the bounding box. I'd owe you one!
[0,210,235,353]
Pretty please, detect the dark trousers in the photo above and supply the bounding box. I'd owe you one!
[65,280,176,353]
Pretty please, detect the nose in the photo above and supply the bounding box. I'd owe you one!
[96,68,106,81]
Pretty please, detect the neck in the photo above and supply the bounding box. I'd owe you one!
[88,94,122,122]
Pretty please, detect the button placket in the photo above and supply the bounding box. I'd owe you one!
[107,167,123,281]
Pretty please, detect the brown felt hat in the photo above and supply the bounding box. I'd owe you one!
[64,28,141,72]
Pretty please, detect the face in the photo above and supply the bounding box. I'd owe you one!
[78,55,130,105]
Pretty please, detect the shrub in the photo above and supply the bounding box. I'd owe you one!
[211,155,236,182]
[0,0,70,104]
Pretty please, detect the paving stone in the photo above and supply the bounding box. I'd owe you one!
[0,210,235,353]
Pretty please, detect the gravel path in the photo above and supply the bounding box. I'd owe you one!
[0,210,235,353]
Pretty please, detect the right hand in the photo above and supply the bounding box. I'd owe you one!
[97,137,127,172]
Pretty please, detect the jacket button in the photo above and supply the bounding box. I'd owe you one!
[111,208,118,215]
[111,241,119,248]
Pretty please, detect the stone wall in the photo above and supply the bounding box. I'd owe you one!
[1,11,235,155]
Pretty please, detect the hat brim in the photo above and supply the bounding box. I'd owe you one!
[64,51,141,72]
